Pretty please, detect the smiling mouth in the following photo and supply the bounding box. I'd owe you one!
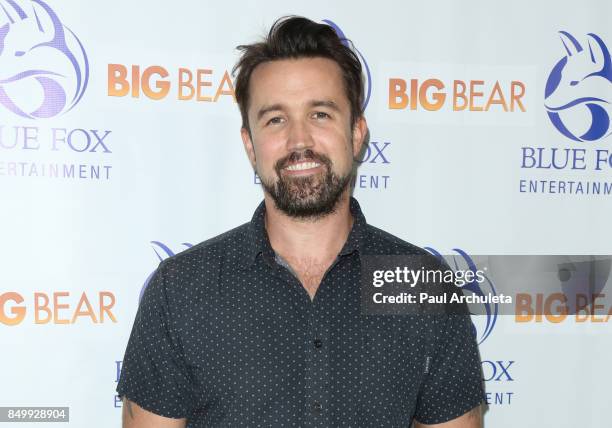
[283,161,321,172]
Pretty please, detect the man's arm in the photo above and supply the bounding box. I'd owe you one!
[414,404,482,428]
[117,263,193,425]
[122,397,186,428]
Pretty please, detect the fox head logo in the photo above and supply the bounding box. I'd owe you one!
[139,241,194,302]
[425,247,498,345]
[322,19,372,111]
[544,31,612,142]
[0,0,88,119]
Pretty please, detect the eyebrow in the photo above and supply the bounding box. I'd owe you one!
[256,103,284,121]
[256,99,341,122]
[310,100,341,112]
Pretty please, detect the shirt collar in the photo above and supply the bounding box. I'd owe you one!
[240,196,367,269]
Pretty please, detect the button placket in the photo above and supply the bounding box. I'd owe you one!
[304,296,331,426]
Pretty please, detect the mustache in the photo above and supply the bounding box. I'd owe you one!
[274,149,332,172]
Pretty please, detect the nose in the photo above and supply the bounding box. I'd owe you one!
[286,119,314,152]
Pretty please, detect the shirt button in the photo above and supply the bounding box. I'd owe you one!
[312,401,322,413]
[314,338,322,348]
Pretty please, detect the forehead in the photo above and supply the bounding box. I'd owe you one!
[248,57,348,110]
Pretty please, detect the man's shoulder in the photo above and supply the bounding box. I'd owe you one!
[159,221,251,273]
[362,223,449,270]
[363,223,431,257]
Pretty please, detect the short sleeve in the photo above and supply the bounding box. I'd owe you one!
[116,261,193,418]
[414,314,485,424]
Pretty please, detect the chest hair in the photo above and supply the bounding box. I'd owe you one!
[283,255,334,300]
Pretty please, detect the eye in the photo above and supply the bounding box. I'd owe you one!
[312,111,331,120]
[15,51,25,57]
[266,116,285,126]
[570,80,579,86]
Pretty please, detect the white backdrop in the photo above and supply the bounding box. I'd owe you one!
[1,0,611,426]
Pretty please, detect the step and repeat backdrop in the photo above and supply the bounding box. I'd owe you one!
[1,0,610,426]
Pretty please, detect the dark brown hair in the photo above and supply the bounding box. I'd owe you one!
[232,16,364,132]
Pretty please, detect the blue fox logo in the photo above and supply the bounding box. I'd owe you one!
[139,241,194,301]
[322,19,372,110]
[0,0,88,118]
[426,247,498,345]
[545,31,612,142]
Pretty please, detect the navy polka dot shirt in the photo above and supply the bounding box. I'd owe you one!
[117,197,484,426]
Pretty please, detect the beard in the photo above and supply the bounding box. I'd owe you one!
[259,149,352,219]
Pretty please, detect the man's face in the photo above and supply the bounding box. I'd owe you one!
[241,57,366,219]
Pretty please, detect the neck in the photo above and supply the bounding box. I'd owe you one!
[263,190,354,263]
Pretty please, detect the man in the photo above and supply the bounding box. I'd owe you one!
[117,16,485,427]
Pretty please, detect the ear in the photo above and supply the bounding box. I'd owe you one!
[351,116,368,158]
[559,31,583,57]
[586,33,612,78]
[240,127,257,169]
[30,1,59,42]
[1,1,19,24]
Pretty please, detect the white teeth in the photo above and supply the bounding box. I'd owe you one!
[285,162,320,171]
